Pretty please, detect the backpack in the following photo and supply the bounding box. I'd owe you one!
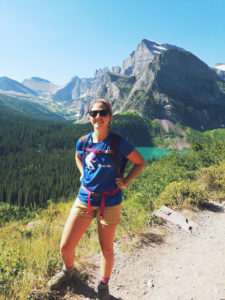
[80,132,128,177]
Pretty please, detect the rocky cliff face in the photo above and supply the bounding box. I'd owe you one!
[52,76,91,102]
[52,39,183,108]
[52,68,109,104]
[120,39,183,75]
[100,49,225,130]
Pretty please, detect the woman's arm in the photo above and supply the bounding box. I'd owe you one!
[75,151,83,180]
[115,149,145,189]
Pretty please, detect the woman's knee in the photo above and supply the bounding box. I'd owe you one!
[101,244,114,258]
[60,242,73,257]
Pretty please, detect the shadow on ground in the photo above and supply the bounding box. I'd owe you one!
[201,201,224,213]
[34,275,121,300]
[139,232,165,244]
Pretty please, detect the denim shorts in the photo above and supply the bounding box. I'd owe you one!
[70,198,122,225]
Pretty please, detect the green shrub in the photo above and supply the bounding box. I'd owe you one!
[0,249,25,298]
[196,161,225,202]
[154,180,208,209]
[0,204,37,227]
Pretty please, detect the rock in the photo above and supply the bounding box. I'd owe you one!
[26,220,42,229]
[147,279,154,288]
[142,290,147,295]
[153,206,197,232]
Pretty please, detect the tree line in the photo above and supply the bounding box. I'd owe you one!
[0,114,93,208]
[0,111,155,209]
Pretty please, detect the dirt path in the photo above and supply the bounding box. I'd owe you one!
[45,202,225,300]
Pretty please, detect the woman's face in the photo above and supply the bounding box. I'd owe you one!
[89,101,112,130]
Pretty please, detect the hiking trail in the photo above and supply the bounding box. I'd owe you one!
[40,202,225,300]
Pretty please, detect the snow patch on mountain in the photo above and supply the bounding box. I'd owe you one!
[215,63,225,71]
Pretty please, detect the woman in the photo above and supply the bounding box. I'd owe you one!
[48,99,145,300]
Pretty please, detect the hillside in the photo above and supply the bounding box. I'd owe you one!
[2,103,225,212]
[0,76,37,96]
[1,135,225,299]
[22,77,60,98]
[0,110,169,211]
[0,112,90,209]
[0,93,65,121]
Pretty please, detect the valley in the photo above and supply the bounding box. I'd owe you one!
[1,37,225,299]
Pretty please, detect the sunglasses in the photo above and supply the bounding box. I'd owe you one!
[89,110,109,117]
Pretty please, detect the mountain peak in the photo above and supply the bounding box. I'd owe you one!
[141,39,165,48]
[94,67,109,78]
[215,63,225,71]
[120,38,183,76]
[0,76,37,96]
[214,63,225,80]
[22,77,60,95]
[30,77,50,83]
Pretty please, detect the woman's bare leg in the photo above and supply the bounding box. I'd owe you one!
[60,215,92,268]
[97,222,117,280]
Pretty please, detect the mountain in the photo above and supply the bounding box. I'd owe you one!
[0,93,65,121]
[119,39,184,76]
[22,77,60,98]
[2,39,224,131]
[53,76,92,103]
[52,39,184,113]
[100,49,225,130]
[0,76,37,96]
[52,68,109,117]
[214,63,225,80]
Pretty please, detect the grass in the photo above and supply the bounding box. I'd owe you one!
[0,198,147,299]
[185,127,225,142]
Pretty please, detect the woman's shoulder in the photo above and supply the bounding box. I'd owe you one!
[110,132,135,156]
[76,132,93,150]
[110,131,132,144]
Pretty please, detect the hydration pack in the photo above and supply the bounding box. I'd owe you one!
[80,132,128,177]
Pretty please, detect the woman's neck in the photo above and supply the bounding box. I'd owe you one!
[92,128,110,143]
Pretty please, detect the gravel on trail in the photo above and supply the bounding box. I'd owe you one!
[39,202,225,300]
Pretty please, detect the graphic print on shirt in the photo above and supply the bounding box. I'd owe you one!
[85,152,96,170]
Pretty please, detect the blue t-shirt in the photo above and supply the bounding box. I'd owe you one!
[76,131,134,207]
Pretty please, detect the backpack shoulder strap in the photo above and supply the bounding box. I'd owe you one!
[81,134,88,144]
[110,132,124,177]
[80,133,92,151]
[80,133,92,169]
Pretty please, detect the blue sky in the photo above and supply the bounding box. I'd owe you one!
[0,0,224,85]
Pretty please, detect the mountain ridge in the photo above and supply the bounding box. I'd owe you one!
[0,76,37,96]
[1,38,225,131]
[22,77,61,98]
[0,92,65,121]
